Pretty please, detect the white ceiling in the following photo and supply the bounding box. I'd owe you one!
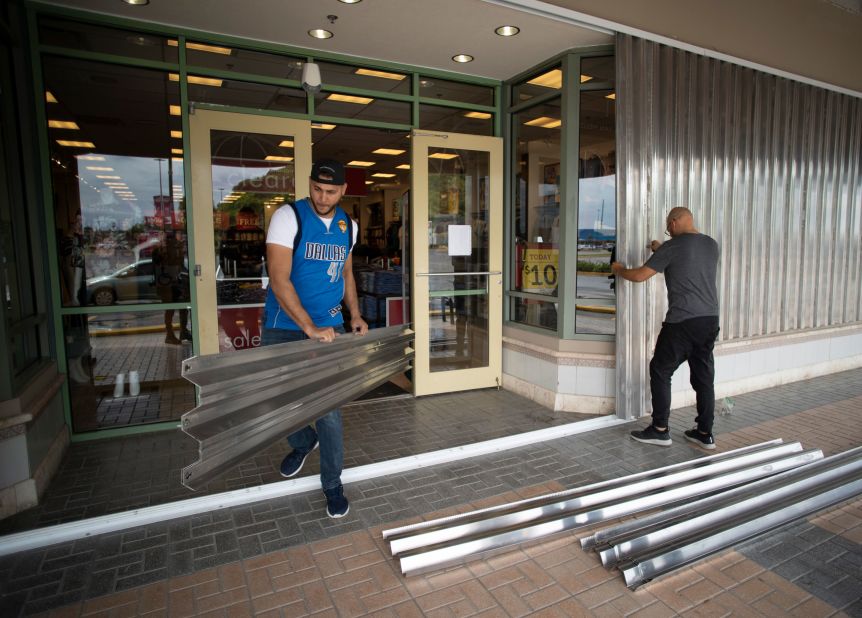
[38,0,612,80]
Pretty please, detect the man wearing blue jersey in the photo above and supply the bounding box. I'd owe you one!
[262,159,367,518]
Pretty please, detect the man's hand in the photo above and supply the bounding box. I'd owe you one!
[649,240,662,252]
[351,316,368,336]
[307,326,337,343]
[611,261,625,276]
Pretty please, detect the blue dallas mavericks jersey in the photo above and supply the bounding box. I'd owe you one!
[264,198,353,330]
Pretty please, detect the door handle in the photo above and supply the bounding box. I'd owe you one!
[415,271,501,277]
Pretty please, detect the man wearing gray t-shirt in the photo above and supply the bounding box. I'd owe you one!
[611,207,720,449]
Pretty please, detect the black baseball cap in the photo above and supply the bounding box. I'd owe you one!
[310,159,346,185]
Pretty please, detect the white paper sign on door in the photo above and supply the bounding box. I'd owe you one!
[448,225,472,256]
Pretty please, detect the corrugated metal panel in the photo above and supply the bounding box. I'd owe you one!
[615,34,862,420]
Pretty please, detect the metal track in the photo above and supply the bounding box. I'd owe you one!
[382,441,824,576]
[180,326,414,490]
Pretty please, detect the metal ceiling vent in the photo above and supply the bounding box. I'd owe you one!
[383,441,862,587]
[180,326,414,490]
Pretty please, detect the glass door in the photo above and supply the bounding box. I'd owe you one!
[189,110,311,355]
[411,131,503,396]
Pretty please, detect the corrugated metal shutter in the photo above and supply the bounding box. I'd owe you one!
[615,34,862,419]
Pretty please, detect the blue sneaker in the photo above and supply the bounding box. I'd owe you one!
[324,484,349,518]
[279,439,318,477]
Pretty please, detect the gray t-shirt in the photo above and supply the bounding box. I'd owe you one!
[645,233,719,323]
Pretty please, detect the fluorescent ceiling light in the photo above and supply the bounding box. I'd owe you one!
[524,116,561,128]
[452,54,474,63]
[495,25,520,36]
[278,140,294,148]
[308,29,333,39]
[355,68,405,81]
[311,123,336,130]
[171,148,183,155]
[527,69,562,89]
[372,173,395,178]
[169,105,181,116]
[168,40,232,55]
[464,111,492,119]
[396,164,410,170]
[372,148,405,155]
[77,155,105,161]
[606,93,617,100]
[57,140,95,148]
[122,0,149,5]
[170,130,183,139]
[86,166,114,171]
[48,120,80,130]
[327,93,374,105]
[169,73,223,87]
[104,182,127,186]
[45,91,58,103]
[428,152,458,160]
[265,156,293,162]
[348,161,375,167]
[96,175,121,179]
[581,74,593,83]
[365,181,373,184]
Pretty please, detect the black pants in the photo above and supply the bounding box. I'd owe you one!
[649,316,720,433]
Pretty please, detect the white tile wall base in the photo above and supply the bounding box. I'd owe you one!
[0,425,68,522]
[0,479,38,520]
[502,373,614,414]
[503,326,862,416]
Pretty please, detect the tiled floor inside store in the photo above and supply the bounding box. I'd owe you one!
[0,368,860,616]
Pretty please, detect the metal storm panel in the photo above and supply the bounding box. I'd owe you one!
[614,33,862,420]
[180,326,414,490]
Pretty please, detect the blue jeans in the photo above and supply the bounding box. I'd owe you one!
[261,325,344,491]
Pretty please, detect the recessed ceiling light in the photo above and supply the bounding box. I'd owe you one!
[57,140,95,148]
[45,91,58,103]
[528,69,562,89]
[122,0,149,5]
[338,0,362,4]
[312,123,337,130]
[308,29,333,39]
[265,156,294,162]
[169,74,223,87]
[170,130,182,139]
[396,164,410,170]
[452,54,473,63]
[327,93,374,104]
[169,105,181,116]
[96,175,121,179]
[524,116,561,129]
[278,140,295,148]
[347,161,375,167]
[48,120,80,130]
[581,74,593,83]
[495,25,520,36]
[372,173,396,178]
[77,155,105,161]
[171,148,183,155]
[428,153,459,160]
[167,40,232,55]
[355,68,405,81]
[464,111,492,119]
[86,166,114,171]
[365,181,374,185]
[372,148,405,155]
[606,93,616,100]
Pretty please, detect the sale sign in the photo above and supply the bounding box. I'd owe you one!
[522,247,558,292]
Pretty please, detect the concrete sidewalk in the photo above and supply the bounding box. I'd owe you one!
[2,369,860,616]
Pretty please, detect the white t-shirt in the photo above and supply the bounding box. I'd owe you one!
[267,202,359,249]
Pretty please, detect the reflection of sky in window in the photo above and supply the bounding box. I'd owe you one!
[578,175,616,233]
[76,154,184,227]
[210,163,291,204]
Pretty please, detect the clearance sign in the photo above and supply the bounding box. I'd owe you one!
[522,246,559,292]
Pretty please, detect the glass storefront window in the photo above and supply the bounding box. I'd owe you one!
[314,92,412,125]
[316,61,411,95]
[576,88,616,335]
[210,129,296,352]
[511,98,561,330]
[580,56,615,85]
[187,78,307,115]
[186,42,305,81]
[64,310,194,432]
[512,65,561,105]
[419,104,494,135]
[43,57,188,309]
[510,297,557,331]
[419,77,494,106]
[38,18,178,63]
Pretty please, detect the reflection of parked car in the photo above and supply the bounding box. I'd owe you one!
[86,259,159,306]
